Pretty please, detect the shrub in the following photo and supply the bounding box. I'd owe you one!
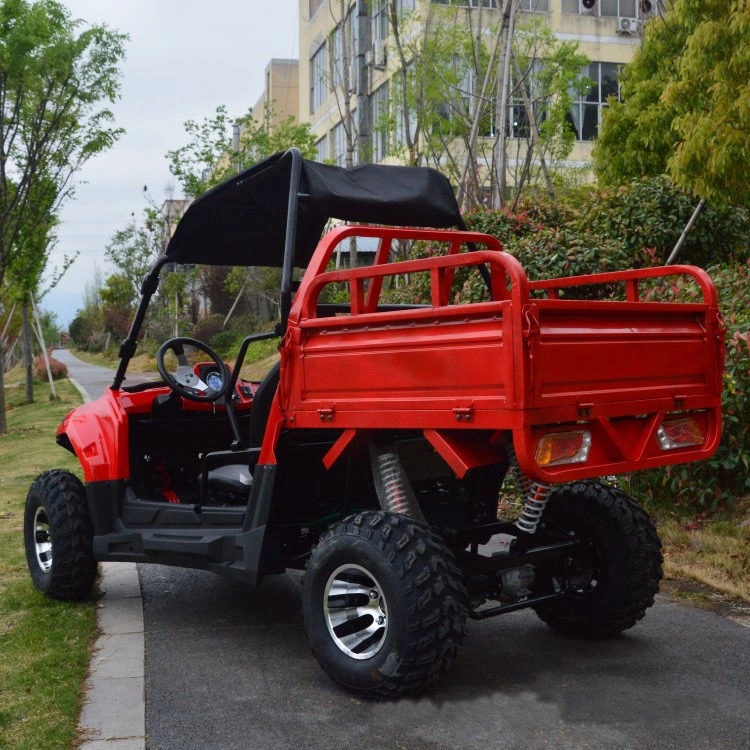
[35,355,68,381]
[192,314,225,343]
[209,330,242,358]
[576,177,750,266]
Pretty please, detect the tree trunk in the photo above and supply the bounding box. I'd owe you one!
[666,199,705,265]
[458,14,504,210]
[174,290,179,338]
[511,51,554,201]
[492,0,517,208]
[0,339,7,434]
[223,279,248,328]
[30,292,57,400]
[22,302,34,404]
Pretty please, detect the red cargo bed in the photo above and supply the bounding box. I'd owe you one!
[282,226,724,483]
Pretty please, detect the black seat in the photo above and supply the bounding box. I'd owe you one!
[206,462,253,501]
[248,360,280,448]
[205,362,281,501]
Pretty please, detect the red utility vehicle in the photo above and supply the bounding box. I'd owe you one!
[24,150,724,698]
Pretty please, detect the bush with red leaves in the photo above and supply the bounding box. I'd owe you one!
[35,355,68,381]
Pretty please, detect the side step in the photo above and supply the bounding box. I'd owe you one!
[93,528,255,581]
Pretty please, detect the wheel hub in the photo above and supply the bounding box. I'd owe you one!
[33,506,52,572]
[324,564,388,660]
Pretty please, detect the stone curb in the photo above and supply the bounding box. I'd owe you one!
[67,374,93,403]
[79,562,146,750]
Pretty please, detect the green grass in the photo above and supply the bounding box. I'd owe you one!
[654,514,750,601]
[0,370,96,750]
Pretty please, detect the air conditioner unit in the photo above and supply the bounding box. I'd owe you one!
[617,16,639,34]
[579,0,597,15]
[373,40,387,69]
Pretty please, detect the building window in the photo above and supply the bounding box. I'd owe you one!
[371,82,390,162]
[518,0,549,10]
[309,0,325,16]
[568,62,621,141]
[372,0,388,42]
[432,1,500,8]
[310,43,328,114]
[600,0,637,16]
[332,121,346,166]
[508,60,544,138]
[562,0,638,16]
[315,135,328,163]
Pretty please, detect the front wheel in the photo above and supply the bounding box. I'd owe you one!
[24,470,97,601]
[534,480,663,639]
[303,511,467,699]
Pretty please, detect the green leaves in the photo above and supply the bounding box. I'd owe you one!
[166,103,318,200]
[0,0,127,294]
[593,0,750,205]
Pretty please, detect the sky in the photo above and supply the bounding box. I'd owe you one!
[45,0,300,326]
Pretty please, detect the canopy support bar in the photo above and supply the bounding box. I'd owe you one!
[280,147,303,334]
[112,255,170,390]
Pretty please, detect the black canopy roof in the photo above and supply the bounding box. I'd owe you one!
[165,150,462,268]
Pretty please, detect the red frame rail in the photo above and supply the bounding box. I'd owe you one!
[528,264,718,305]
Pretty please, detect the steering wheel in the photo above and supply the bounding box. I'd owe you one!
[156,337,230,403]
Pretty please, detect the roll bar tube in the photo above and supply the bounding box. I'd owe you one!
[280,147,303,333]
[111,255,170,390]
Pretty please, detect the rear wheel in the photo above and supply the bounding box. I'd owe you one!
[24,470,97,601]
[303,511,467,699]
[534,480,663,639]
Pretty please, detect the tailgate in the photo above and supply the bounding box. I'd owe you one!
[528,301,722,409]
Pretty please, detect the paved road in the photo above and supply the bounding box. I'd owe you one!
[141,565,749,750]
[58,350,750,750]
[53,348,155,398]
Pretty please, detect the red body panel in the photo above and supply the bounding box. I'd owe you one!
[57,381,255,482]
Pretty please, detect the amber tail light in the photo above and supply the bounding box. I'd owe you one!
[535,430,592,467]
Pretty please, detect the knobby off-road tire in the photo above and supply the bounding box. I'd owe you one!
[534,480,663,639]
[303,511,468,699]
[24,470,97,601]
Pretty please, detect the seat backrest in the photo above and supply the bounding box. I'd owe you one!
[248,361,281,448]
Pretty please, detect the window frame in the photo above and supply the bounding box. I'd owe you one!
[310,42,328,114]
[568,61,622,142]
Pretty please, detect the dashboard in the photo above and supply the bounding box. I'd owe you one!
[195,361,257,403]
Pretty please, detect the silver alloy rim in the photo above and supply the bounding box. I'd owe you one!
[33,505,52,572]
[324,563,388,660]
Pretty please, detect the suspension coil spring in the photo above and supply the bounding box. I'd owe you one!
[505,438,552,534]
[376,452,411,515]
[369,447,426,523]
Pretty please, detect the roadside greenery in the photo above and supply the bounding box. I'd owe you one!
[0,0,126,433]
[0,372,95,749]
[593,0,750,205]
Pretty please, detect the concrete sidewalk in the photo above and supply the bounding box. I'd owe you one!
[79,563,145,750]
